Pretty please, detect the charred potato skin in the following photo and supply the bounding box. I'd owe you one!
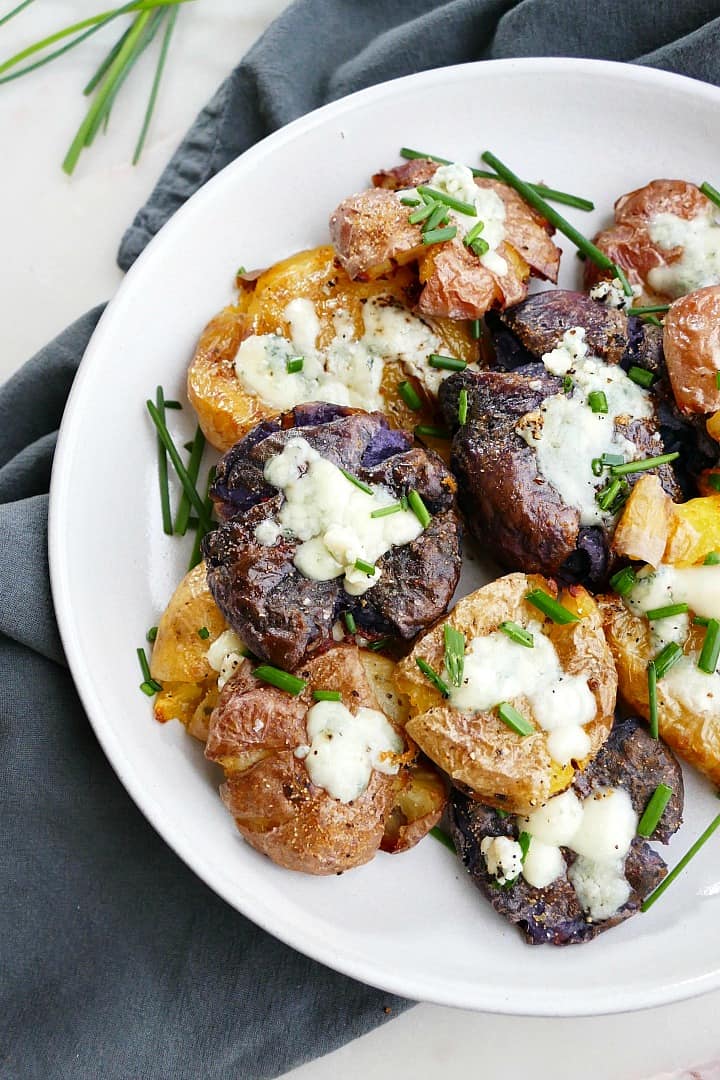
[600,594,720,785]
[449,716,682,945]
[204,645,443,874]
[395,573,617,816]
[188,245,477,451]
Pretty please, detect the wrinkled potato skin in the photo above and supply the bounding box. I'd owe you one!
[205,645,419,874]
[380,760,447,853]
[188,246,478,451]
[396,573,617,815]
[663,286,720,415]
[600,596,720,785]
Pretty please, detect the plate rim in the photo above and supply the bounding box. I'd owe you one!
[49,56,720,1016]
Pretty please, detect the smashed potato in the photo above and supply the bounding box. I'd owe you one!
[663,286,720,415]
[204,645,446,874]
[188,245,478,451]
[396,573,617,815]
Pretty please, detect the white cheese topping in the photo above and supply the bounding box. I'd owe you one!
[517,787,638,920]
[234,295,454,411]
[589,277,638,311]
[626,563,720,652]
[663,653,720,711]
[648,210,720,297]
[398,161,508,276]
[294,699,403,803]
[446,622,596,765]
[260,437,423,595]
[480,835,524,885]
[517,327,654,526]
[206,629,246,690]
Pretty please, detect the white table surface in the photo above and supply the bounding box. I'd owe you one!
[2,3,718,1077]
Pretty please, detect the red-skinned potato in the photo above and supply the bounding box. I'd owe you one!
[663,286,720,415]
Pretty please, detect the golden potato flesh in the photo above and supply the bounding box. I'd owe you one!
[395,573,617,815]
[187,245,478,451]
[204,644,445,874]
[601,594,720,785]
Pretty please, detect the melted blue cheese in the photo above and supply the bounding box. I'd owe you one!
[206,629,246,689]
[294,699,403,803]
[397,162,508,276]
[648,210,720,297]
[445,622,596,766]
[626,563,720,652]
[259,437,423,595]
[480,836,524,885]
[516,327,654,526]
[234,295,453,411]
[514,788,638,921]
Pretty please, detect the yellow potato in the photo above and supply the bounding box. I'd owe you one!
[665,494,720,566]
[187,245,478,451]
[396,573,617,815]
[612,474,671,568]
[601,594,720,785]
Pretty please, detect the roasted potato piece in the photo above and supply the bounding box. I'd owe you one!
[396,573,617,815]
[601,592,720,784]
[665,493,720,565]
[585,180,719,304]
[663,286,720,415]
[611,475,672,568]
[204,644,439,874]
[188,245,478,452]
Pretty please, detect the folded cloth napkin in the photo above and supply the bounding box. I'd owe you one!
[3,2,720,1078]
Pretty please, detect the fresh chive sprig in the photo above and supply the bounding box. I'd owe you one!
[154,386,173,536]
[253,665,306,696]
[174,426,205,536]
[340,468,373,495]
[416,657,450,697]
[407,490,431,528]
[627,366,656,388]
[429,825,456,852]
[610,452,679,477]
[188,465,215,571]
[525,589,579,625]
[443,624,465,688]
[499,621,534,648]
[637,784,674,838]
[414,425,451,439]
[146,399,211,533]
[497,702,534,737]
[642,807,720,912]
[370,503,404,519]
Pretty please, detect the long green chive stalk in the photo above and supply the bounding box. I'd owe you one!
[146,399,212,532]
[155,386,173,535]
[0,0,36,29]
[641,807,720,912]
[188,466,215,571]
[174,426,206,535]
[133,3,177,163]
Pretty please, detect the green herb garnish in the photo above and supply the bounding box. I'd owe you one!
[286,356,304,374]
[497,702,534,737]
[253,665,306,696]
[146,625,158,642]
[645,603,689,621]
[313,690,342,702]
[704,552,720,565]
[525,589,579,625]
[637,784,674,838]
[428,354,467,372]
[174,425,205,536]
[429,825,456,852]
[499,621,534,648]
[654,641,683,680]
[370,503,404,519]
[698,618,720,675]
[343,611,357,634]
[354,558,376,576]
[416,657,450,698]
[642,808,720,912]
[458,387,468,425]
[700,181,720,210]
[443,624,465,688]
[197,627,210,640]
[610,452,679,477]
[588,390,608,414]
[146,399,211,532]
[407,489,431,528]
[414,425,451,439]
[398,380,423,411]
[421,226,457,245]
[609,566,636,597]
[416,184,476,215]
[339,468,373,495]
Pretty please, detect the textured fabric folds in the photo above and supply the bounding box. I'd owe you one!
[4,1,720,1077]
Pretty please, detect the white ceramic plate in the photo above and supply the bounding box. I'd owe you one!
[50,59,720,1016]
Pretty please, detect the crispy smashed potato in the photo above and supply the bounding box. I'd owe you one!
[601,595,720,785]
[612,475,672,568]
[396,573,617,815]
[151,563,232,741]
[665,494,720,565]
[663,286,720,415]
[188,245,478,451]
[204,645,446,874]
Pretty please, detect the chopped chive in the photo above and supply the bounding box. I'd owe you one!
[614,265,634,298]
[313,689,342,702]
[518,831,532,861]
[354,558,376,576]
[700,181,720,210]
[562,375,573,394]
[708,474,720,493]
[146,625,158,643]
[647,661,658,739]
[628,305,670,316]
[610,452,679,477]
[339,468,373,495]
[591,457,604,477]
[132,3,178,165]
[458,387,469,425]
[644,314,663,328]
[525,589,579,625]
[187,465,215,572]
[416,657,450,697]
[398,380,423,411]
[704,552,720,565]
[368,638,391,652]
[694,616,711,627]
[716,372,720,390]
[254,665,306,695]
[497,702,535,737]
[499,621,534,648]
[236,265,246,276]
[146,400,211,533]
[481,150,617,272]
[428,353,467,372]
[139,681,157,696]
[641,808,720,912]
[137,645,159,687]
[495,809,510,819]
[627,365,656,388]
[596,477,628,513]
[654,641,683,680]
[637,783,674,838]
[470,318,483,339]
[422,226,457,245]
[416,184,476,216]
[645,603,689,621]
[163,400,182,409]
[588,390,608,414]
[154,387,173,536]
[197,626,210,640]
[286,356,304,374]
[414,425,451,439]
[400,496,409,510]
[344,611,357,634]
[602,453,625,466]
[408,201,437,225]
[429,825,456,852]
[610,566,636,597]
[407,489,431,528]
[174,425,206,536]
[444,624,465,688]
[468,236,490,257]
[423,202,450,232]
[400,196,421,207]
[370,503,404,518]
[464,219,485,246]
[398,147,594,209]
[698,618,720,675]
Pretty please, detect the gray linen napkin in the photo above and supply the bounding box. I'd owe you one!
[2,3,720,1078]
